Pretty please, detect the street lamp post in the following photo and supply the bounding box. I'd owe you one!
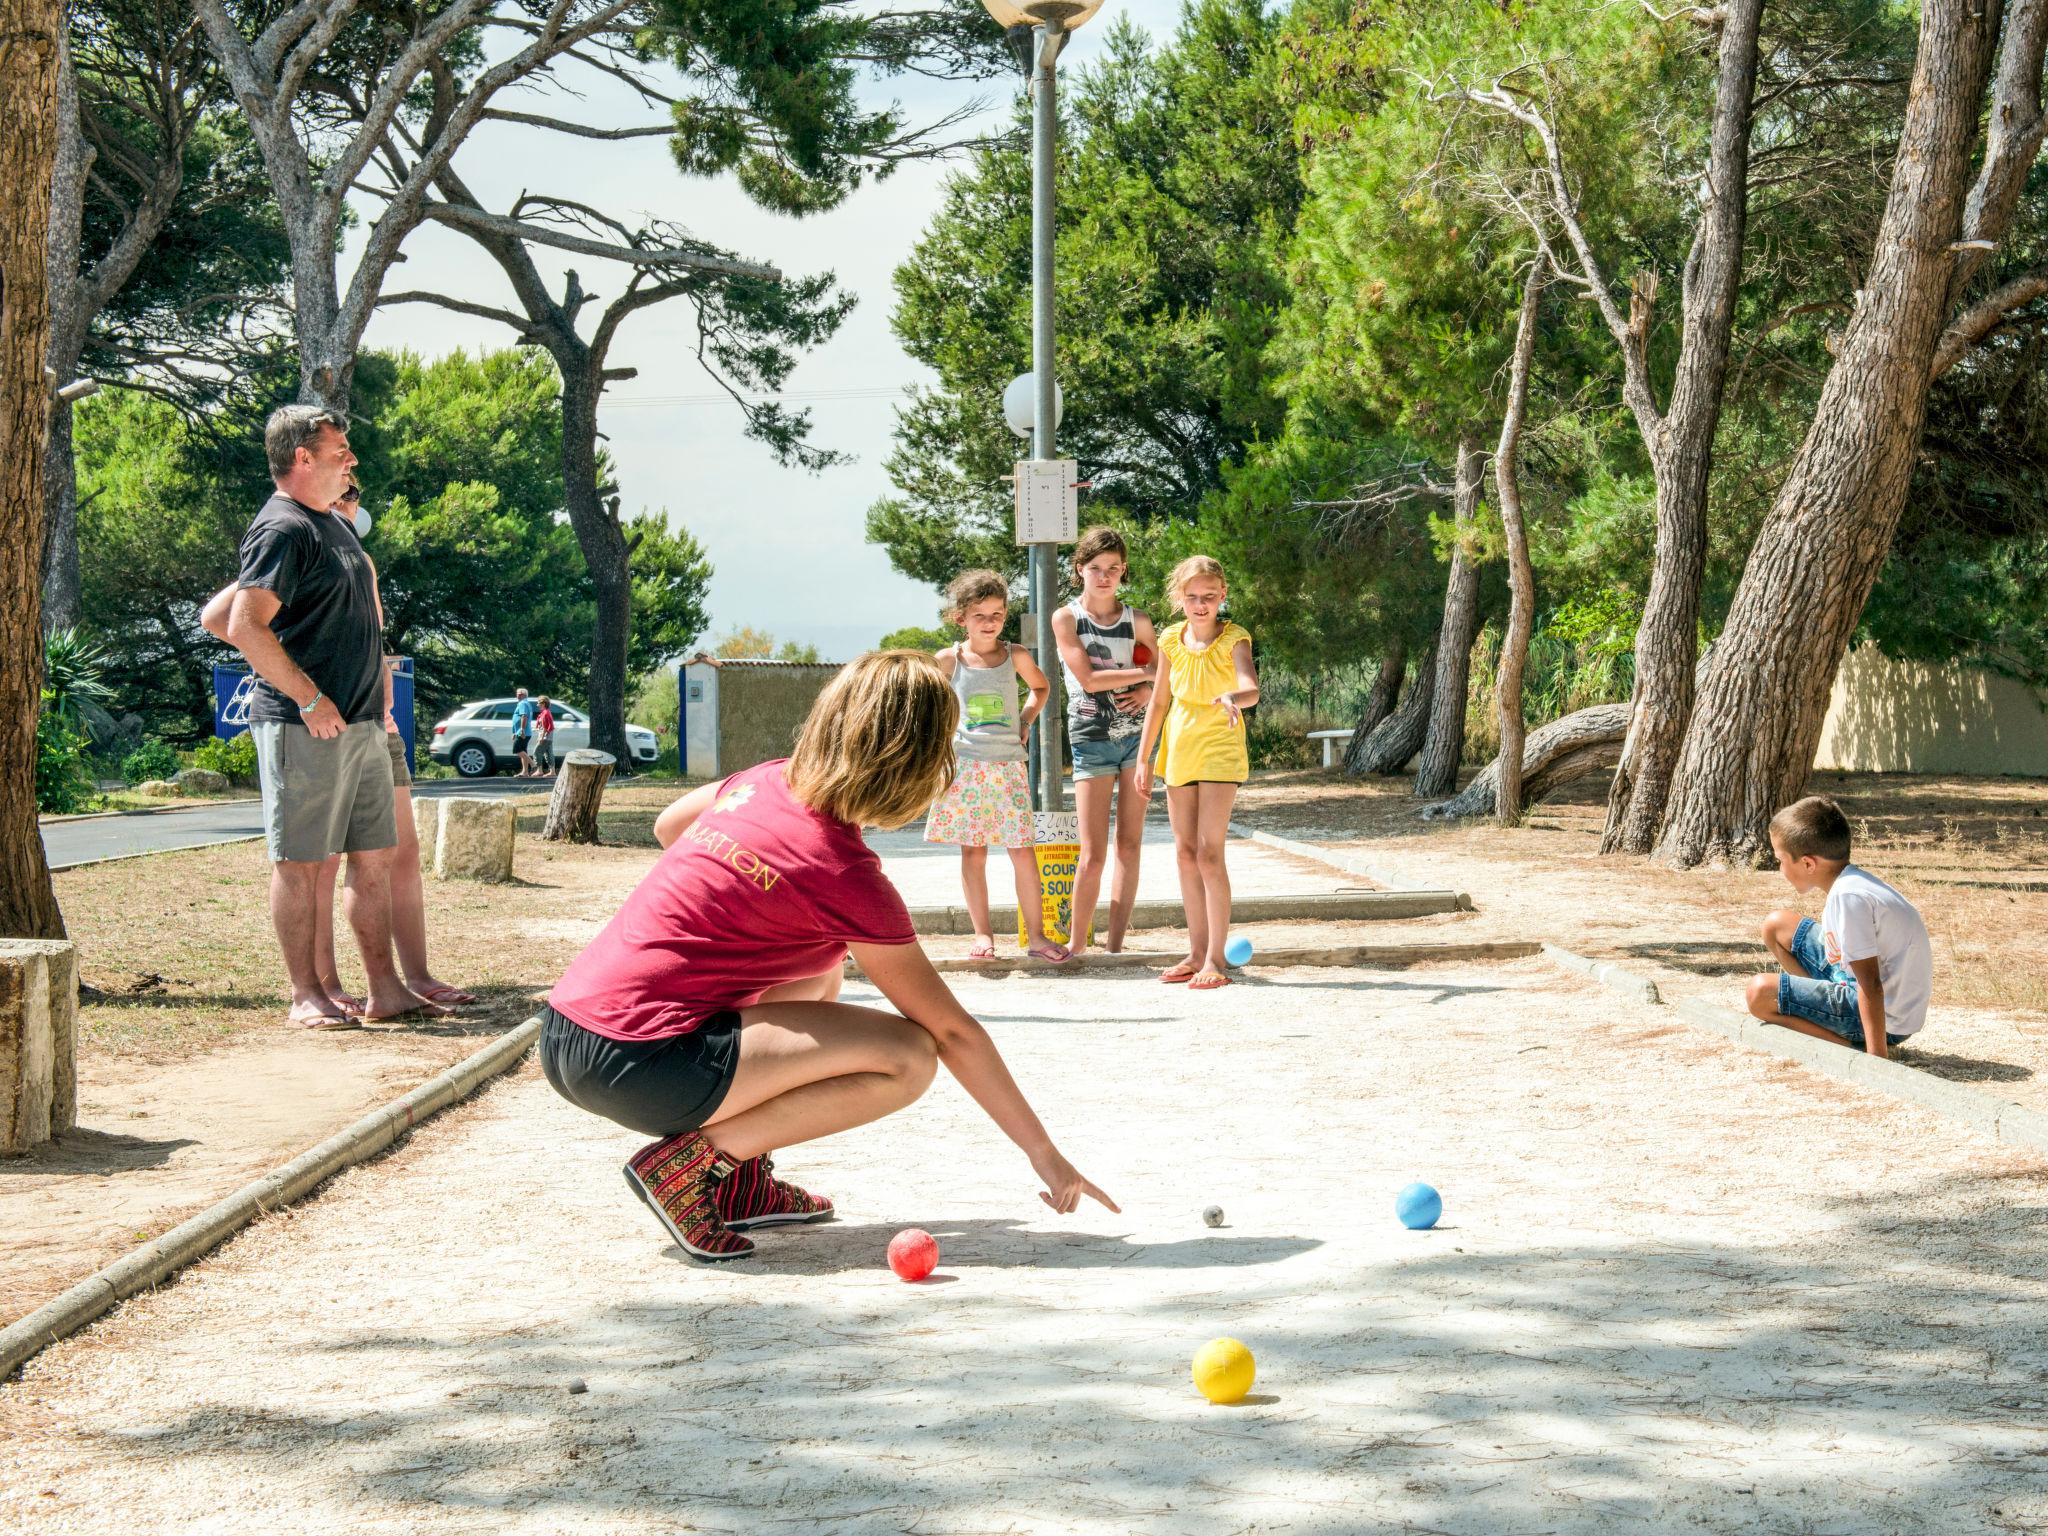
[981,0,1104,813]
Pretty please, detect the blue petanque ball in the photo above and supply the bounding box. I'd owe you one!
[1395,1182,1442,1230]
[1223,934,1254,967]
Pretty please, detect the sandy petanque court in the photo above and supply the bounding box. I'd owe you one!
[7,945,2048,1534]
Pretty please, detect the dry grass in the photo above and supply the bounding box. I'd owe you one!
[55,781,697,1064]
[1233,767,2048,1102]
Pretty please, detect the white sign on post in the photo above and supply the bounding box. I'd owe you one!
[1014,459,1078,545]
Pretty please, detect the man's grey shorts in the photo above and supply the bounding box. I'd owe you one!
[253,720,398,863]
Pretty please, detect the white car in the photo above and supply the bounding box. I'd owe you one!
[428,698,662,778]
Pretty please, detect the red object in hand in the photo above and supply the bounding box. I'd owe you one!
[887,1227,939,1282]
[1131,643,1154,668]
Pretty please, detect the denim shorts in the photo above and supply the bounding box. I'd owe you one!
[1778,917,1906,1052]
[1071,734,1141,780]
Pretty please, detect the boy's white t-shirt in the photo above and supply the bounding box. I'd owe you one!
[1822,864,1933,1036]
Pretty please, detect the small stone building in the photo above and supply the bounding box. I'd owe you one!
[681,656,844,779]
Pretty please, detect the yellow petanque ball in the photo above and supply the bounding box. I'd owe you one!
[1191,1337,1256,1404]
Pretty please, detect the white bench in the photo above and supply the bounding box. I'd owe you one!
[1306,728,1355,767]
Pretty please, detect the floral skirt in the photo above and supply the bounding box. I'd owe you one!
[925,760,1035,848]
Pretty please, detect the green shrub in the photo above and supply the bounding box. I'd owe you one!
[1246,704,1319,771]
[626,666,680,743]
[121,738,181,785]
[193,731,260,786]
[37,694,101,814]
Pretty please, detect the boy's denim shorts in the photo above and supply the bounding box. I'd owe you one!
[1779,917,1907,1052]
[1070,734,1142,781]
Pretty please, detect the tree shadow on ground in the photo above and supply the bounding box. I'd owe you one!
[1620,940,1758,977]
[2,1126,198,1176]
[75,1175,2048,1534]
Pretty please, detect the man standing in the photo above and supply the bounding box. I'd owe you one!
[224,405,430,1028]
[510,687,538,776]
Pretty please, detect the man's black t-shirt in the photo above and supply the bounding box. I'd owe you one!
[237,493,384,725]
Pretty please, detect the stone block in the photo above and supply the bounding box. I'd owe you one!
[434,796,516,882]
[1,939,78,1154]
[173,767,228,794]
[135,779,180,798]
[412,794,440,852]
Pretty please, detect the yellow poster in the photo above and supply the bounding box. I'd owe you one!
[1018,810,1081,948]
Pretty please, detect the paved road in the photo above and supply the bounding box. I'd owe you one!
[40,777,553,870]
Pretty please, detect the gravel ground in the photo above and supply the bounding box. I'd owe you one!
[7,957,2048,1534]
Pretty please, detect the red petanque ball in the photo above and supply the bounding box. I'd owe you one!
[887,1227,939,1282]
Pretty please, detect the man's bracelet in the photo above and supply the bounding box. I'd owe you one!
[301,689,326,714]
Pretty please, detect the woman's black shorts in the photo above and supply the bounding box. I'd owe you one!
[539,1004,742,1137]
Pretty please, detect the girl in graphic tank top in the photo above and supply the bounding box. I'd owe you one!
[1051,527,1160,956]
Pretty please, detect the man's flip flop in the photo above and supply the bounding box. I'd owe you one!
[1160,963,1199,984]
[414,982,478,1006]
[966,940,997,961]
[1189,971,1231,991]
[1027,942,1071,964]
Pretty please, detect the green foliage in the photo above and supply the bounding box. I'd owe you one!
[868,0,1303,589]
[41,627,115,725]
[879,622,962,652]
[627,667,681,743]
[37,695,101,814]
[121,739,181,786]
[75,348,715,741]
[192,731,259,786]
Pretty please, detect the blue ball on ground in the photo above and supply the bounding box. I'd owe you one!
[1395,1182,1442,1230]
[1223,935,1254,967]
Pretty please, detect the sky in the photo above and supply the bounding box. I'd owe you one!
[345,1,1187,662]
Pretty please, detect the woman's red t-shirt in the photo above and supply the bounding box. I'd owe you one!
[547,759,915,1042]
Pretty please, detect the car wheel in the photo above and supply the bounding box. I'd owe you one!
[453,741,496,778]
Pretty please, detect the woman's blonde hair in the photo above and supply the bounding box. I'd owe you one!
[1166,554,1228,612]
[944,568,1010,624]
[788,650,959,829]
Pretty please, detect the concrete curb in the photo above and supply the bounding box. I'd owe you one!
[40,796,261,826]
[1543,945,2048,1162]
[908,889,1465,936]
[855,940,1541,978]
[1540,942,1661,1005]
[0,1015,542,1383]
[1227,822,1474,911]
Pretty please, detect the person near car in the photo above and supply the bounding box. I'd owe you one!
[533,696,557,776]
[212,439,466,1029]
[511,688,538,776]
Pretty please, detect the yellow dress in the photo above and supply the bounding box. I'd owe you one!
[1158,620,1253,786]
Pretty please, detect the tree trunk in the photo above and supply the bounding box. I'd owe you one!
[40,395,78,631]
[1421,704,1631,822]
[40,31,85,634]
[1493,258,1545,826]
[1412,435,1484,798]
[1341,641,1406,772]
[1601,0,1765,853]
[1,0,69,940]
[559,367,632,766]
[542,749,616,843]
[1658,0,2013,869]
[1348,637,1437,775]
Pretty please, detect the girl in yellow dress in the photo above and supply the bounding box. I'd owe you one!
[1135,555,1260,989]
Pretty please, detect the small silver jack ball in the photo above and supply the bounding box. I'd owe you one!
[1202,1205,1225,1228]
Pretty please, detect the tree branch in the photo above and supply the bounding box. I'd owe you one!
[379,289,538,335]
[1951,0,2048,300]
[420,201,780,281]
[1931,267,2048,378]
